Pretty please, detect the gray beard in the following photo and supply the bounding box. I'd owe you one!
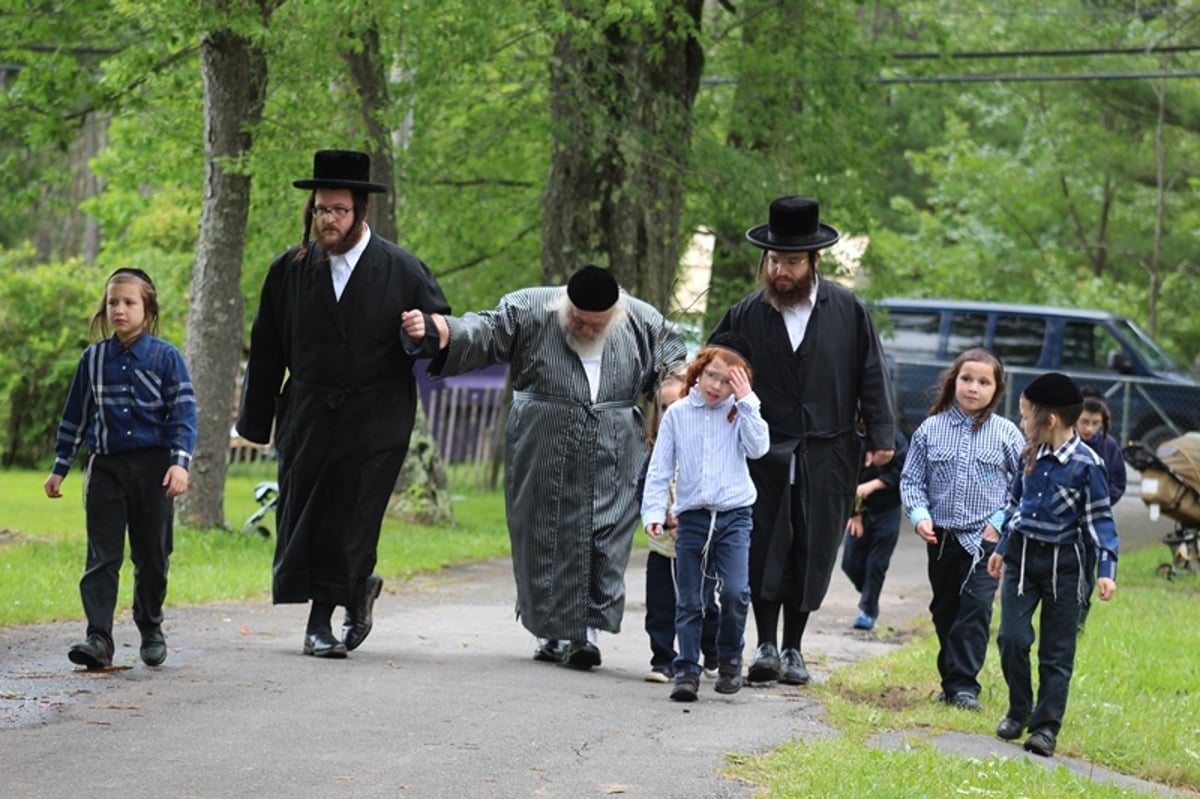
[566,328,608,359]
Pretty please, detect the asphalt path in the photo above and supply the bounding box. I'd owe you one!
[0,484,1186,798]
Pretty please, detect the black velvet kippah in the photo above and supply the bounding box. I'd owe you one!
[1023,372,1083,408]
[708,331,755,364]
[567,264,619,312]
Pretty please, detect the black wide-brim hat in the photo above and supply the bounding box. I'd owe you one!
[293,149,389,193]
[745,195,840,252]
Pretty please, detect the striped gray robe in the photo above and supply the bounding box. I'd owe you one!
[430,287,686,641]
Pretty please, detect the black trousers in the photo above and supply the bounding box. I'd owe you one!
[644,551,717,673]
[926,530,998,698]
[997,540,1083,736]
[81,448,174,642]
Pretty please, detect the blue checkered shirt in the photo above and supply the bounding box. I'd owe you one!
[997,433,1119,580]
[52,334,198,476]
[900,406,1025,557]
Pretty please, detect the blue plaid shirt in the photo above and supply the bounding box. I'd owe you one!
[901,406,1025,557]
[998,433,1119,580]
[52,334,198,476]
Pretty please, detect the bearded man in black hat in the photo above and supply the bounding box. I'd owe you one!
[400,265,686,669]
[710,195,895,686]
[238,150,451,658]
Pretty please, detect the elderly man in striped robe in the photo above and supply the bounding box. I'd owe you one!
[402,265,686,668]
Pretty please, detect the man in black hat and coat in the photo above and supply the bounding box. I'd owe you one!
[400,265,686,669]
[711,195,895,685]
[238,149,451,658]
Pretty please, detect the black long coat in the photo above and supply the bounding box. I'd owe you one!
[711,281,894,610]
[238,234,450,606]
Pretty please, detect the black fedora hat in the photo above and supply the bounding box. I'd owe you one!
[293,150,388,193]
[745,195,840,252]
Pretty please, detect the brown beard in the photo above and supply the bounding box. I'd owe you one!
[762,265,816,308]
[316,218,365,255]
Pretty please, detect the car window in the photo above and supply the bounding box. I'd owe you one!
[947,313,987,358]
[993,315,1044,366]
[881,310,941,359]
[1062,321,1119,370]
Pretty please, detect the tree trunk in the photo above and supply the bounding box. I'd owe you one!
[340,16,454,525]
[178,8,272,529]
[541,1,704,308]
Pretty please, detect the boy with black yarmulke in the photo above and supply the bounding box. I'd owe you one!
[987,372,1119,757]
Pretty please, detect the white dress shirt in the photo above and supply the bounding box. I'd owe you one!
[329,225,372,301]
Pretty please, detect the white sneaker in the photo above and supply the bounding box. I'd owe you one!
[643,669,671,683]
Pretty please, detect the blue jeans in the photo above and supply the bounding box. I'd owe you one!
[645,551,717,674]
[672,507,752,676]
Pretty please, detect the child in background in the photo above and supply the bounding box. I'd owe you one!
[841,428,909,631]
[642,333,769,702]
[1075,387,1125,631]
[44,268,197,670]
[640,368,720,683]
[900,348,1024,712]
[988,372,1119,757]
[1075,388,1126,506]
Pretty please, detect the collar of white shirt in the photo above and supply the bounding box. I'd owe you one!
[330,225,372,301]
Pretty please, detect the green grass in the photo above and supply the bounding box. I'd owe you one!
[728,543,1200,796]
[4,468,1198,796]
[0,469,509,626]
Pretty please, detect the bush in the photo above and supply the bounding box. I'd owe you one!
[0,252,102,467]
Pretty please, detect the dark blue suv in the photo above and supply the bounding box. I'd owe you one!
[872,298,1200,449]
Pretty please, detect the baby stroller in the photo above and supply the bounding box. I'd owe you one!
[1123,433,1200,580]
[242,481,278,539]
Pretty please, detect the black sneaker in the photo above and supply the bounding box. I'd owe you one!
[714,660,743,695]
[670,673,700,702]
[949,691,982,712]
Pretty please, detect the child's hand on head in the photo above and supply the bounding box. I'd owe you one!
[728,366,751,400]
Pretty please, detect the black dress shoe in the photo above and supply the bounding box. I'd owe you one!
[1023,728,1057,757]
[533,639,566,663]
[303,631,348,659]
[747,642,782,682]
[561,640,601,670]
[342,574,384,652]
[996,716,1028,741]
[68,633,113,670]
[139,626,167,667]
[780,647,810,685]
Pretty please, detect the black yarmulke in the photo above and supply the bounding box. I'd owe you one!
[1023,372,1083,408]
[567,265,619,312]
[708,332,755,364]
